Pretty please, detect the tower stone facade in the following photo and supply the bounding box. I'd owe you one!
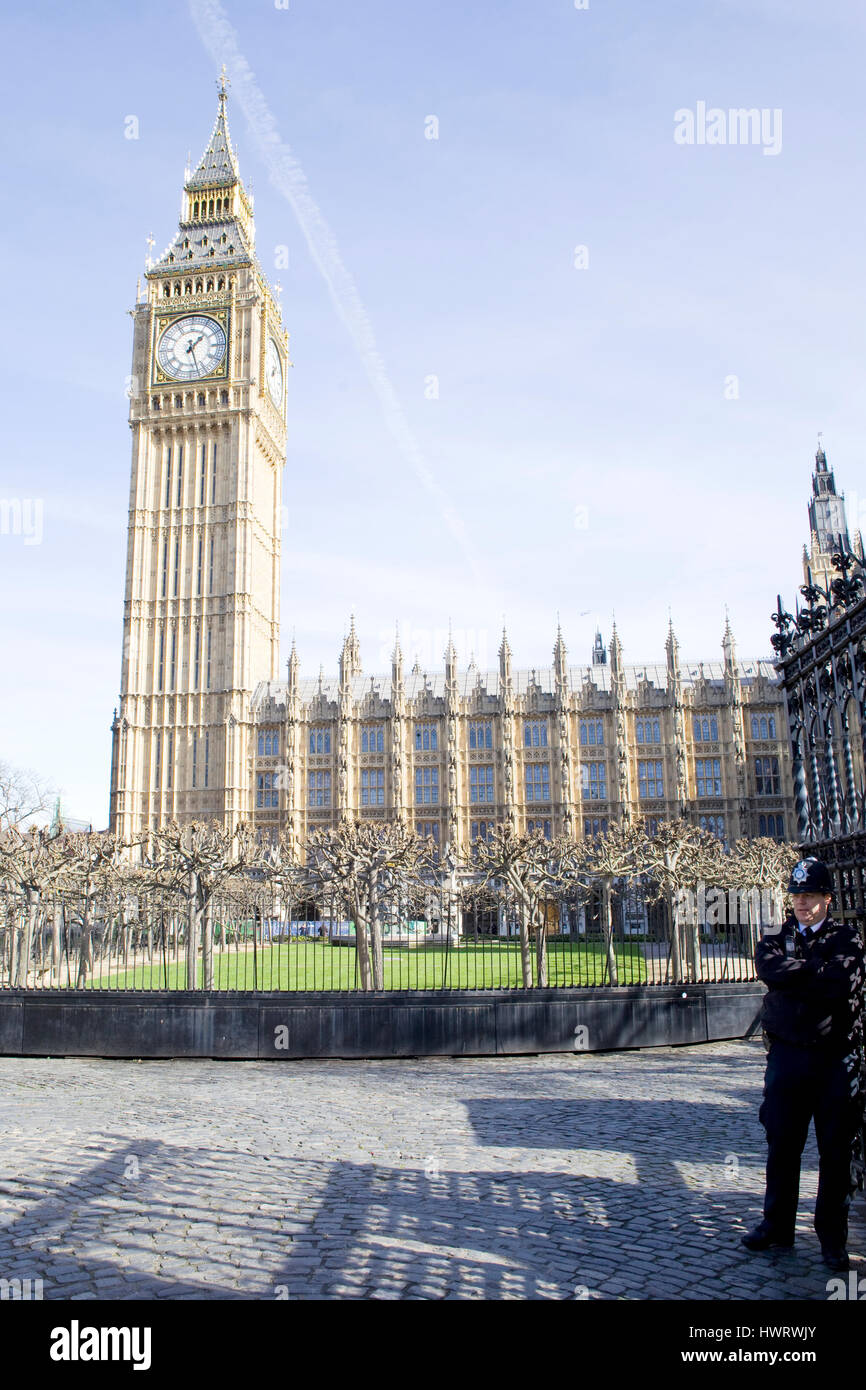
[109,85,288,836]
[803,438,864,593]
[111,89,844,854]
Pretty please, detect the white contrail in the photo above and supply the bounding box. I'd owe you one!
[188,0,482,587]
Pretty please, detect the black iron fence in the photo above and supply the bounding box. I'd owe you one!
[0,882,763,992]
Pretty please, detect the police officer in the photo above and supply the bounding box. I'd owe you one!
[742,857,865,1271]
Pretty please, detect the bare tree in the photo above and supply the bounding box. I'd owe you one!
[141,821,264,989]
[640,819,725,983]
[0,760,54,833]
[469,826,571,987]
[575,821,649,985]
[0,825,68,985]
[301,820,434,990]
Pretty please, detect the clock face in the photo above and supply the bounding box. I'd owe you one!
[156,315,226,381]
[265,337,283,406]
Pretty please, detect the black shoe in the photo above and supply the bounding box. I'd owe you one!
[742,1221,795,1251]
[821,1247,850,1272]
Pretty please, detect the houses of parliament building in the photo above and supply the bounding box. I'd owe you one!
[108,85,858,852]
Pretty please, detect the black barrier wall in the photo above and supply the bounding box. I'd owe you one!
[0,984,764,1059]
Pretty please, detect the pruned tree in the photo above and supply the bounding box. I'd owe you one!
[640,818,726,983]
[0,824,68,985]
[468,826,572,987]
[720,835,801,953]
[301,820,435,990]
[574,821,649,985]
[140,821,264,989]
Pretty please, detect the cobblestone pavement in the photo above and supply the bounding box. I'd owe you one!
[0,1039,862,1301]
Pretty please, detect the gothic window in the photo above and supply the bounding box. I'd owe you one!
[527,819,552,838]
[172,539,179,596]
[208,536,214,593]
[196,538,202,595]
[157,630,164,690]
[218,278,225,291]
[415,723,438,751]
[184,281,192,295]
[638,760,664,798]
[151,397,161,409]
[758,813,785,840]
[361,769,385,806]
[755,756,780,795]
[525,764,550,801]
[636,718,661,744]
[581,762,607,800]
[204,732,210,788]
[470,820,493,841]
[417,821,440,857]
[197,392,205,407]
[195,280,203,293]
[524,720,548,748]
[163,283,170,298]
[169,628,176,688]
[211,442,217,501]
[700,815,726,842]
[164,448,172,507]
[415,767,439,805]
[166,731,174,790]
[161,539,168,597]
[470,765,494,803]
[693,715,718,742]
[257,772,278,809]
[153,732,161,788]
[174,394,182,407]
[584,817,608,837]
[309,728,331,754]
[193,203,199,219]
[361,725,384,753]
[645,816,660,836]
[258,730,279,756]
[220,390,229,404]
[308,770,331,807]
[579,719,604,746]
[751,714,776,740]
[194,626,200,686]
[695,758,722,797]
[206,626,212,689]
[468,720,492,749]
[173,281,181,294]
[192,732,198,788]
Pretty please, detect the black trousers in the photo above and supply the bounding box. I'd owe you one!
[759,1039,856,1248]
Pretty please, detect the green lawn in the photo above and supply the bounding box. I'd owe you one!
[86,939,648,991]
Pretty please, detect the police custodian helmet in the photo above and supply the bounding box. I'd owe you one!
[787,857,833,895]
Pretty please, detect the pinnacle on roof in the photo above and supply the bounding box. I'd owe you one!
[187,81,240,190]
[815,432,827,470]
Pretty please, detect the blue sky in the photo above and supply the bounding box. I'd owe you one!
[1,0,865,826]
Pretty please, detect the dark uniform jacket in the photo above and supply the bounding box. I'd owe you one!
[756,914,865,1056]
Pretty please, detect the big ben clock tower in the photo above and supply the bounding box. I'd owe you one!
[109,78,288,836]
